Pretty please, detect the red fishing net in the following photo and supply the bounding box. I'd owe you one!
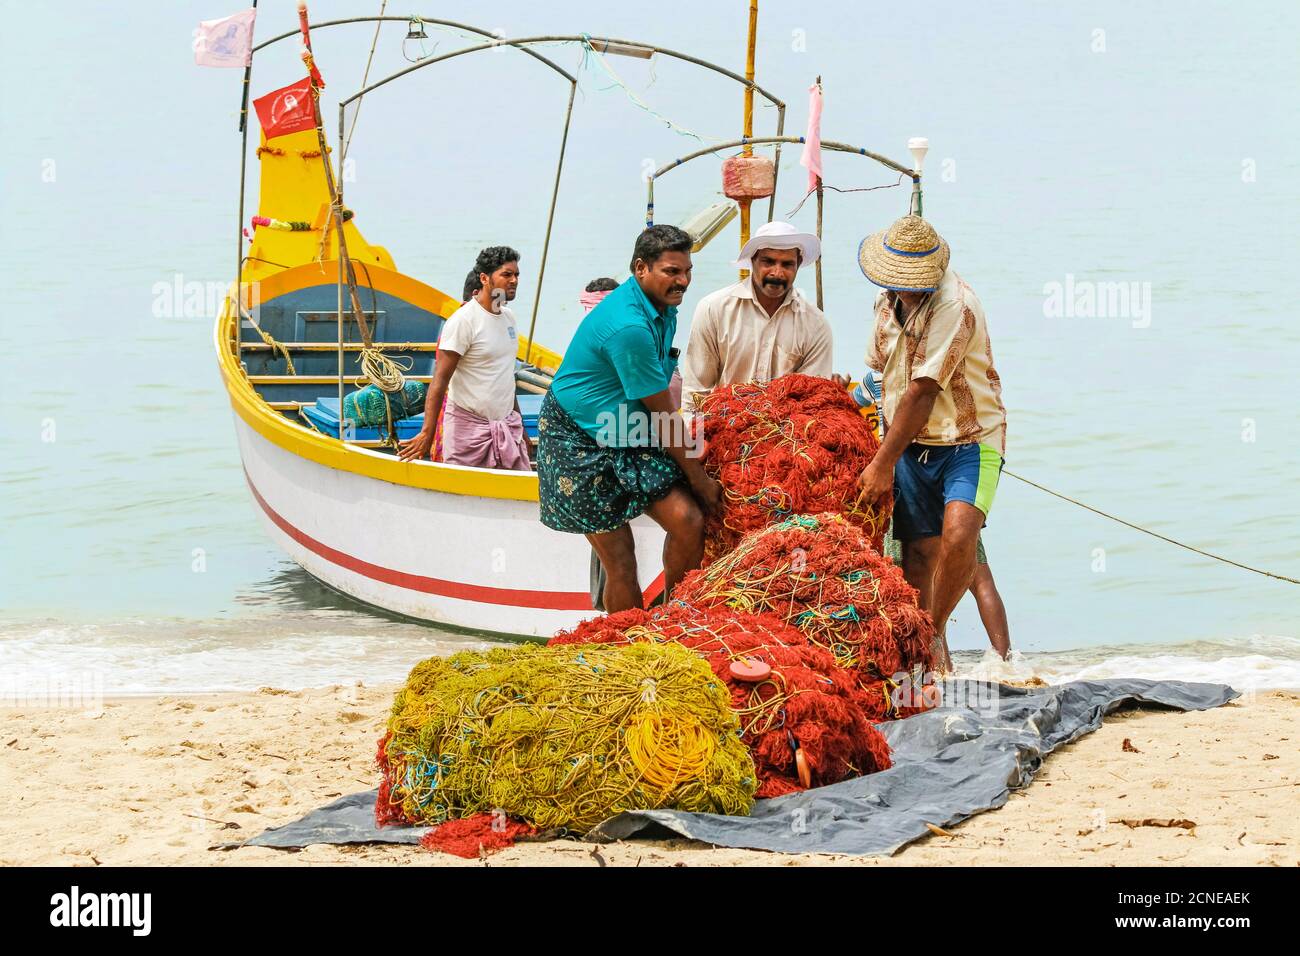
[551,602,892,798]
[695,374,891,563]
[674,512,934,699]
[375,731,414,827]
[420,812,537,858]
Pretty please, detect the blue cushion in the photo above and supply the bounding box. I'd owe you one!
[303,397,426,441]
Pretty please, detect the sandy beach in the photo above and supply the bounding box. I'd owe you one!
[2,683,1295,867]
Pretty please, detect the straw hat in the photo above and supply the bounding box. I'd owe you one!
[734,220,821,271]
[857,215,950,292]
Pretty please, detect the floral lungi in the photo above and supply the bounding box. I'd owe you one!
[537,391,685,534]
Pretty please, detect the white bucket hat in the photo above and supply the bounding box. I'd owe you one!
[733,220,821,271]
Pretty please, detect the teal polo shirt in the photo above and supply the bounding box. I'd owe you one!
[550,276,678,445]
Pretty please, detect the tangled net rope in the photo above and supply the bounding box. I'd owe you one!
[551,602,892,798]
[696,374,891,564]
[376,642,756,831]
[419,812,538,859]
[674,513,935,701]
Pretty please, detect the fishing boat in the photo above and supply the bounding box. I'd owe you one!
[213,10,922,638]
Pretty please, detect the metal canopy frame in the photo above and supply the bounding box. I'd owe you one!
[332,32,790,365]
[233,19,798,424]
[645,135,921,308]
[645,134,918,224]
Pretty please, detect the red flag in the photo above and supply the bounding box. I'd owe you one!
[253,77,316,140]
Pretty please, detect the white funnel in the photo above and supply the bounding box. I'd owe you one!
[907,136,930,174]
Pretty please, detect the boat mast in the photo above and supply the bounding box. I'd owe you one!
[739,0,758,280]
[234,0,259,352]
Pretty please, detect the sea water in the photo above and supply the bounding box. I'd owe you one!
[1,1,1297,695]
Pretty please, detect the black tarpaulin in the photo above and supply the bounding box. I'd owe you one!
[243,678,1236,856]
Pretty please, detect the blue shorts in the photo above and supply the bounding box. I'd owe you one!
[891,442,1003,541]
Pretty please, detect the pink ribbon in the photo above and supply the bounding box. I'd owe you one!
[800,82,824,193]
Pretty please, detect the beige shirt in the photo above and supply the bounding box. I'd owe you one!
[867,270,1007,455]
[681,280,834,407]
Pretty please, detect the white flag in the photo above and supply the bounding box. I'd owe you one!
[194,8,257,68]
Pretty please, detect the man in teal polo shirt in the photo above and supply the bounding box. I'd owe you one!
[539,225,722,612]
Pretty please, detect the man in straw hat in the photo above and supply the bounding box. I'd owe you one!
[680,221,833,409]
[855,215,1007,674]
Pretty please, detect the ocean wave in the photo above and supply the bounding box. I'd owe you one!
[956,640,1300,691]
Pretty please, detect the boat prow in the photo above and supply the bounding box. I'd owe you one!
[216,130,664,637]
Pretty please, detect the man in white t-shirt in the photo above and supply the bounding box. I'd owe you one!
[398,246,531,470]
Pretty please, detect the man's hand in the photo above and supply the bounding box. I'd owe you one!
[397,428,434,462]
[691,474,724,515]
[830,372,853,389]
[855,458,893,510]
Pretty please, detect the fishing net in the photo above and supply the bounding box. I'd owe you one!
[674,513,935,705]
[375,642,756,831]
[696,373,890,564]
[551,602,892,798]
[342,380,427,427]
[419,812,537,858]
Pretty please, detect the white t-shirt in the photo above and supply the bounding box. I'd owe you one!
[438,298,519,421]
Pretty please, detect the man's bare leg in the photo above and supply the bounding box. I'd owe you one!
[900,534,941,615]
[927,501,985,673]
[969,564,1011,659]
[586,525,641,613]
[645,485,705,600]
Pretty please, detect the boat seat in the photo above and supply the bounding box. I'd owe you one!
[299,393,543,442]
[301,397,425,441]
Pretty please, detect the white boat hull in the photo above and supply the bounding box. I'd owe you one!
[234,415,666,638]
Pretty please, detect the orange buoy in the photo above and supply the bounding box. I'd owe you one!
[728,657,772,682]
[795,747,812,789]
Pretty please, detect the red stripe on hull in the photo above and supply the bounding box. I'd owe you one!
[244,470,594,612]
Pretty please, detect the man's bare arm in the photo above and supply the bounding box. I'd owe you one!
[397,350,460,462]
[856,377,939,506]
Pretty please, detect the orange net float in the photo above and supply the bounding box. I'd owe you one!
[674,512,935,701]
[721,154,776,200]
[695,373,892,564]
[551,601,892,799]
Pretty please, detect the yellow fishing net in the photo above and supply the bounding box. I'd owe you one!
[380,642,757,831]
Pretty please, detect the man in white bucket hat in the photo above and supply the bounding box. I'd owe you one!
[680,220,833,408]
[855,214,1007,674]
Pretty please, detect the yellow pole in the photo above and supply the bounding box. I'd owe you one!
[739,0,758,281]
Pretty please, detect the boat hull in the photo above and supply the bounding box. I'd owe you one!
[233,413,666,638]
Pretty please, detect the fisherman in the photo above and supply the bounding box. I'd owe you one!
[538,226,722,612]
[854,368,1013,661]
[580,277,618,314]
[398,246,531,470]
[854,215,1007,674]
[681,221,833,409]
[462,267,482,303]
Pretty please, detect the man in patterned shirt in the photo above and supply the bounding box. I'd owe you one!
[854,215,1007,673]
